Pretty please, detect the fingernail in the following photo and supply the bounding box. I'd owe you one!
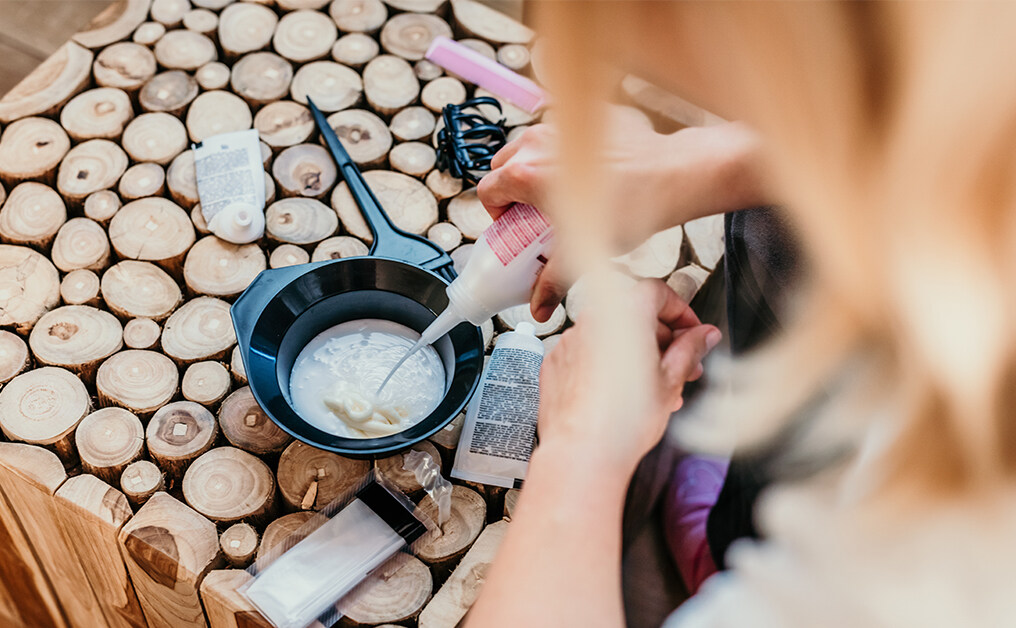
[705,328,722,351]
[533,304,553,322]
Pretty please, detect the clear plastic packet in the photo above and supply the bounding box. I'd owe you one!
[403,448,452,526]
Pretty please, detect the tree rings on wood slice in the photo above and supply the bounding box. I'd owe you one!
[219,2,279,58]
[151,0,191,28]
[183,9,218,37]
[93,42,157,93]
[186,91,253,143]
[427,222,461,252]
[29,305,123,381]
[330,0,388,34]
[381,13,452,61]
[497,302,565,337]
[363,55,420,117]
[612,225,684,279]
[323,109,392,167]
[60,269,101,306]
[182,361,231,406]
[0,367,89,464]
[195,62,231,91]
[337,555,432,626]
[155,30,217,71]
[389,141,436,178]
[75,408,145,485]
[273,10,337,63]
[83,190,122,226]
[476,88,537,127]
[118,162,166,201]
[0,118,70,186]
[51,218,111,272]
[447,187,492,239]
[254,102,314,149]
[74,0,152,49]
[414,485,486,573]
[270,243,310,268]
[277,441,371,511]
[291,61,363,113]
[311,235,368,261]
[332,33,379,69]
[0,42,93,123]
[265,198,338,247]
[496,43,530,72]
[146,401,219,481]
[123,317,161,350]
[0,245,60,332]
[414,59,443,82]
[666,264,711,305]
[120,460,165,507]
[375,440,441,495]
[421,76,465,113]
[60,88,134,142]
[220,523,259,568]
[102,260,182,321]
[333,170,437,242]
[133,22,167,46]
[0,182,66,249]
[162,297,236,364]
[425,168,462,202]
[384,0,448,12]
[231,52,294,107]
[108,197,195,277]
[167,150,199,208]
[230,345,247,385]
[183,447,276,525]
[96,349,178,417]
[56,140,129,205]
[683,213,724,271]
[257,511,319,565]
[390,106,435,142]
[451,0,534,45]
[218,386,292,456]
[0,330,28,385]
[271,145,338,199]
[183,236,267,298]
[123,113,188,165]
[139,70,199,116]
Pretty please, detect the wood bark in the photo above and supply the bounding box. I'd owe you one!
[291,61,363,113]
[182,361,231,407]
[102,260,183,321]
[183,236,267,298]
[0,117,70,187]
[0,42,93,123]
[218,386,292,456]
[363,55,420,117]
[219,523,259,568]
[60,87,134,142]
[75,408,145,485]
[108,197,195,277]
[332,33,380,69]
[139,70,199,116]
[122,317,162,350]
[230,52,294,107]
[273,10,337,63]
[265,197,338,246]
[333,170,437,242]
[118,162,166,201]
[83,190,122,226]
[390,106,436,142]
[183,447,277,526]
[161,297,236,364]
[0,182,67,249]
[29,305,123,383]
[218,2,278,58]
[51,218,112,273]
[277,441,370,511]
[56,140,129,206]
[323,108,393,167]
[311,235,368,261]
[0,245,60,333]
[254,101,314,149]
[271,145,339,199]
[60,269,101,307]
[96,349,179,418]
[269,243,310,268]
[186,91,253,143]
[146,401,219,482]
[0,367,90,465]
[329,0,388,34]
[381,13,453,61]
[120,460,165,507]
[93,42,157,93]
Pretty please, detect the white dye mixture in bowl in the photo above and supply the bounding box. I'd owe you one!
[289,319,446,438]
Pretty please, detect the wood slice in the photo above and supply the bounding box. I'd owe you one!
[278,0,331,8]
[183,447,276,525]
[139,70,199,116]
[0,118,70,187]
[146,401,219,481]
[446,187,491,239]
[75,408,145,485]
[415,485,486,574]
[503,487,519,518]
[218,386,292,455]
[427,222,461,252]
[257,511,317,564]
[496,302,565,337]
[220,523,259,568]
[102,260,182,321]
[271,144,338,199]
[496,43,530,73]
[230,345,247,386]
[414,58,443,82]
[96,349,178,417]
[151,0,191,28]
[363,55,420,117]
[29,305,123,383]
[93,42,158,93]
[265,197,338,247]
[332,32,380,69]
[0,330,29,384]
[181,360,231,406]
[0,42,93,123]
[476,87,537,126]
[417,520,508,628]
[60,269,101,306]
[56,139,130,205]
[122,113,189,166]
[337,555,432,626]
[60,88,134,142]
[0,182,66,249]
[421,76,466,113]
[506,124,528,142]
[123,317,162,350]
[191,0,233,9]
[83,190,122,226]
[291,61,363,113]
[666,264,712,305]
[374,440,441,495]
[311,235,368,261]
[450,0,533,44]
[450,242,471,274]
[183,9,219,37]
[323,108,392,167]
[273,10,337,63]
[195,61,231,91]
[329,0,388,34]
[230,52,294,107]
[219,2,279,58]
[118,162,166,201]
[270,242,310,267]
[183,235,267,298]
[381,13,452,61]
[384,0,447,13]
[108,197,196,277]
[120,460,165,507]
[425,168,462,202]
[333,170,437,242]
[50,217,111,272]
[186,90,253,143]
[613,225,684,279]
[457,37,495,60]
[0,367,90,464]
[74,0,153,49]
[0,245,60,333]
[133,22,167,46]
[390,106,435,142]
[683,213,724,271]
[167,149,199,208]
[390,141,436,178]
[154,30,217,71]
[254,101,314,149]
[161,297,236,364]
[277,441,370,511]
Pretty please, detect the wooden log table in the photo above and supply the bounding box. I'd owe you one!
[0,1,722,627]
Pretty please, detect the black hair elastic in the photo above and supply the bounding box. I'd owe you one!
[436,97,509,186]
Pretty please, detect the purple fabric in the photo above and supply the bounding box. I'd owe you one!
[663,455,729,593]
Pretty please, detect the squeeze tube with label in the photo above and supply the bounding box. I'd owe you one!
[193,129,266,244]
[452,322,544,488]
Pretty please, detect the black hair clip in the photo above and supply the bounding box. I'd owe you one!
[436,97,509,186]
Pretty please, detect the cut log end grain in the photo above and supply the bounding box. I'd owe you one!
[427,222,462,251]
[183,236,267,298]
[51,218,111,273]
[139,70,199,116]
[323,108,392,167]
[311,235,368,261]
[450,0,534,45]
[195,62,231,91]
[133,22,167,46]
[425,168,463,201]
[146,401,219,481]
[155,30,217,71]
[683,213,725,271]
[96,349,179,417]
[161,297,236,364]
[29,305,123,382]
[612,225,684,279]
[390,106,436,142]
[666,264,712,305]
[333,170,437,243]
[220,523,259,568]
[0,41,93,123]
[270,243,311,268]
[271,145,339,199]
[75,408,145,485]
[330,0,388,34]
[257,511,319,565]
[118,162,166,202]
[0,182,67,249]
[60,88,134,142]
[415,485,486,573]
[74,0,152,49]
[273,10,337,63]
[183,9,219,36]
[476,87,537,127]
[120,460,165,507]
[363,55,420,117]
[167,150,199,209]
[496,302,566,337]
[414,59,443,82]
[375,440,441,495]
[0,245,61,333]
[56,139,129,204]
[123,317,162,350]
[0,366,90,464]
[0,330,29,385]
[230,345,247,386]
[219,386,292,455]
[266,197,339,247]
[219,2,279,58]
[384,0,448,12]
[182,361,231,407]
[421,76,466,113]
[337,555,433,626]
[102,260,183,321]
[108,197,196,277]
[496,44,530,73]
[122,113,188,166]
[447,187,492,239]
[381,13,453,61]
[83,190,122,226]
[254,101,314,149]
[390,141,436,178]
[332,33,380,69]
[450,242,472,274]
[93,42,157,93]
[291,61,364,116]
[183,447,276,525]
[504,488,519,518]
[230,52,294,107]
[186,91,253,144]
[151,0,190,28]
[278,0,332,9]
[60,269,101,306]
[277,441,371,511]
[0,117,71,186]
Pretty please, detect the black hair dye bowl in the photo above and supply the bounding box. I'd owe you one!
[231,257,484,458]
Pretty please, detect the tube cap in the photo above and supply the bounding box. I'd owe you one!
[514,321,536,336]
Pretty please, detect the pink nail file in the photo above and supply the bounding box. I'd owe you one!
[425,36,547,113]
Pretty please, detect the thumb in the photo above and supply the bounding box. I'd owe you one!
[659,325,721,407]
